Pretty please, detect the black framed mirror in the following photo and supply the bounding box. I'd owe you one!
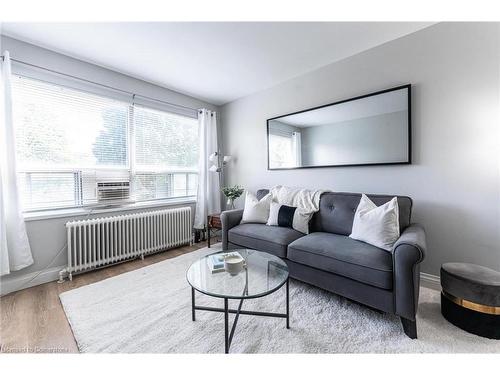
[266,84,411,170]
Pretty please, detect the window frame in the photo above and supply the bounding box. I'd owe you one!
[11,70,200,215]
[268,133,295,169]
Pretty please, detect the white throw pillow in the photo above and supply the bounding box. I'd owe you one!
[349,194,400,251]
[240,192,272,224]
[266,201,312,234]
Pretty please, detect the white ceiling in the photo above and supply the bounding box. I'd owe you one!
[1,22,433,105]
[275,87,408,127]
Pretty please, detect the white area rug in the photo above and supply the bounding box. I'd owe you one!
[60,245,500,353]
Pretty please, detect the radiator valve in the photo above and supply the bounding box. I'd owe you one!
[58,268,70,283]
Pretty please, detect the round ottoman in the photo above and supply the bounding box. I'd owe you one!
[440,263,500,339]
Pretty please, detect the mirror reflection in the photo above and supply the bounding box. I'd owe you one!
[267,86,410,169]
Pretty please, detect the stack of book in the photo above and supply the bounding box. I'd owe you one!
[207,252,244,274]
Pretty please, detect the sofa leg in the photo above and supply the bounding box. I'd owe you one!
[400,317,417,339]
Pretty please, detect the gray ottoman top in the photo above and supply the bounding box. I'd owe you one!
[441,263,500,307]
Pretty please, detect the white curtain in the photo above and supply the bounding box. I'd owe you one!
[292,131,302,168]
[194,109,221,230]
[0,51,33,276]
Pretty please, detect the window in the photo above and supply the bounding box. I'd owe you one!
[268,129,302,168]
[269,133,294,168]
[11,75,199,211]
[133,105,198,201]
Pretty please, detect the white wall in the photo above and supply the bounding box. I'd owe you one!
[221,23,500,276]
[0,36,219,295]
[299,111,408,166]
[1,36,218,112]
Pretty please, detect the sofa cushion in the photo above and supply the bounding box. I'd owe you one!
[228,223,304,258]
[241,191,272,224]
[349,194,400,251]
[257,190,412,236]
[288,232,394,289]
[310,192,412,236]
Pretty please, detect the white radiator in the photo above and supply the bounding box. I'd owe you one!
[64,207,192,280]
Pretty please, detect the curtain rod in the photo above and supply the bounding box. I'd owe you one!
[1,55,207,114]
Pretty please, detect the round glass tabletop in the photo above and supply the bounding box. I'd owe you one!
[186,249,289,299]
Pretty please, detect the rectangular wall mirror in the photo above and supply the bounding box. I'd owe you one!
[267,85,411,169]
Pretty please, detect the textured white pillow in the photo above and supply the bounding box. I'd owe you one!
[240,192,272,224]
[349,194,400,251]
[266,201,312,234]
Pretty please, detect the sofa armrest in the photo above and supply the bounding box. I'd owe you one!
[393,224,426,262]
[392,224,427,320]
[220,209,243,250]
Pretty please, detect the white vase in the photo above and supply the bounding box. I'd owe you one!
[226,198,235,209]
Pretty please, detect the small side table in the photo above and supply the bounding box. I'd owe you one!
[207,213,222,248]
[441,263,500,339]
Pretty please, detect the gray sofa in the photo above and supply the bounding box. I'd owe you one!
[221,189,427,338]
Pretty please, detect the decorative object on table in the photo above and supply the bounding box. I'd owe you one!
[223,253,245,275]
[207,252,229,274]
[222,185,244,209]
[206,251,246,275]
[440,262,500,339]
[207,213,222,248]
[187,249,290,353]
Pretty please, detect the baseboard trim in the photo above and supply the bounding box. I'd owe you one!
[0,266,63,296]
[0,266,443,296]
[421,272,440,290]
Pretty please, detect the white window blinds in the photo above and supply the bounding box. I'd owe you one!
[11,75,199,211]
[133,105,199,201]
[134,105,199,170]
[12,76,129,170]
[268,134,294,169]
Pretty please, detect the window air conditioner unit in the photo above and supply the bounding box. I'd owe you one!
[96,180,132,205]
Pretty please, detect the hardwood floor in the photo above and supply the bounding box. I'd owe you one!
[0,241,210,353]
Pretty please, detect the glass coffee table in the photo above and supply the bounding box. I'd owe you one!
[186,249,290,353]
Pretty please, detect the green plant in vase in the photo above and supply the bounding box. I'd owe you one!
[222,185,244,209]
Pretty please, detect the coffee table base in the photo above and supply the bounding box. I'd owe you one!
[191,278,290,353]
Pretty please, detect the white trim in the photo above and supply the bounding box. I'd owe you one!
[11,67,133,104]
[23,198,196,222]
[133,97,198,119]
[421,272,440,291]
[0,266,443,298]
[0,266,63,296]
[10,61,201,116]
